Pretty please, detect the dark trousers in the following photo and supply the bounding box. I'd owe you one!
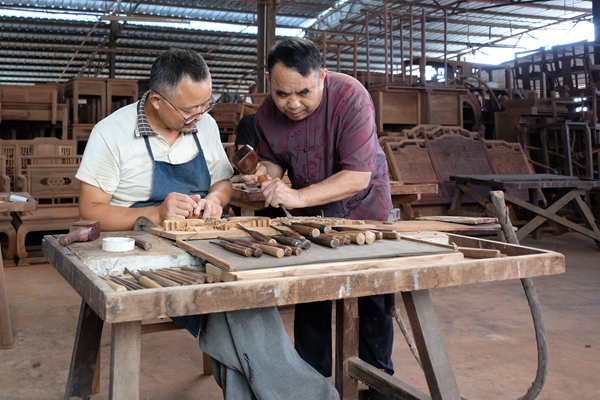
[294,295,394,377]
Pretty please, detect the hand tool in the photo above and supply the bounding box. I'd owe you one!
[132,216,157,234]
[129,237,152,251]
[251,240,292,256]
[110,276,144,290]
[307,235,340,248]
[271,226,312,249]
[58,220,100,246]
[327,231,366,245]
[326,233,351,245]
[138,270,180,287]
[293,221,333,234]
[217,236,263,257]
[332,226,380,242]
[236,223,277,244]
[209,240,253,257]
[180,266,215,283]
[124,267,162,289]
[247,241,285,258]
[284,222,320,237]
[231,145,294,218]
[150,270,189,285]
[100,276,127,292]
[271,235,303,249]
[158,269,206,284]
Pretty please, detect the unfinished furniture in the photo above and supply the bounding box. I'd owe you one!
[381,128,536,216]
[0,138,77,192]
[64,78,106,124]
[106,79,138,115]
[0,192,37,349]
[13,155,82,263]
[0,85,58,125]
[42,227,564,400]
[368,86,468,134]
[450,174,600,248]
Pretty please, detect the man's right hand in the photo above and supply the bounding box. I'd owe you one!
[158,192,200,221]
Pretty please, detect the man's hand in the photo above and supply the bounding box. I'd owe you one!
[261,178,302,209]
[158,192,200,221]
[191,197,223,218]
[240,162,270,187]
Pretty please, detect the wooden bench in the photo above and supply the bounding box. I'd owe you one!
[12,155,81,264]
[0,138,77,191]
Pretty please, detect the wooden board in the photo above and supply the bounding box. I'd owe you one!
[182,237,457,272]
[208,251,464,282]
[415,216,499,225]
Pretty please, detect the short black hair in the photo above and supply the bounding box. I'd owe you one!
[266,38,322,77]
[150,48,210,95]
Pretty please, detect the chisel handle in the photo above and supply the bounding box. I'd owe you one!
[210,240,253,257]
[294,221,332,234]
[101,276,127,292]
[271,235,303,248]
[254,243,285,258]
[286,223,320,237]
[236,223,276,244]
[255,241,292,256]
[307,235,340,248]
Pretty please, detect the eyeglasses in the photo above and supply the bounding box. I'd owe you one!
[153,90,216,125]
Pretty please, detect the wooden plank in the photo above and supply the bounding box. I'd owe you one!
[348,357,430,400]
[63,301,104,400]
[207,252,465,282]
[183,237,457,272]
[109,321,141,400]
[415,216,498,225]
[335,298,359,400]
[402,290,461,399]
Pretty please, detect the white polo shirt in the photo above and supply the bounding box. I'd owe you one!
[76,100,233,207]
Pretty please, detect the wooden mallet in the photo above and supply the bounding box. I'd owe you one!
[59,220,100,246]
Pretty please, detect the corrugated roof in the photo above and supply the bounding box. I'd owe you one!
[0,0,593,92]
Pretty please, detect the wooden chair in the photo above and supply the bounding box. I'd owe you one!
[12,155,82,264]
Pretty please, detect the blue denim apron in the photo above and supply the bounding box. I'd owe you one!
[131,133,210,337]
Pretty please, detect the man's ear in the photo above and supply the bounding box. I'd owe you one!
[265,72,271,83]
[147,92,161,110]
[319,68,328,84]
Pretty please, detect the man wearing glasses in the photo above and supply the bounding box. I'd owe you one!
[76,48,338,399]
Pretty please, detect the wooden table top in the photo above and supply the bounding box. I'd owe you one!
[42,231,564,324]
[0,192,37,213]
[450,174,600,190]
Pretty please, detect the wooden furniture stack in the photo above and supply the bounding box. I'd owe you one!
[0,138,78,263]
[64,78,138,151]
[0,84,68,139]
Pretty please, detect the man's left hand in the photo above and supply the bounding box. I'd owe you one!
[191,196,223,218]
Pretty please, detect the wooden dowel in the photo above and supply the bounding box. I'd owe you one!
[101,276,127,292]
[139,270,181,287]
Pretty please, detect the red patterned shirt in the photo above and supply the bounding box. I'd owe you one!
[255,71,392,221]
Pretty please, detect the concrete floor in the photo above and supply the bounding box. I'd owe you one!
[0,231,599,400]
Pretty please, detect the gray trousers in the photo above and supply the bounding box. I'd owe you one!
[200,306,339,400]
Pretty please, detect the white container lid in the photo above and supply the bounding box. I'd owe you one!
[102,237,135,252]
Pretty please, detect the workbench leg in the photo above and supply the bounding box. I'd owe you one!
[64,300,104,400]
[402,290,461,400]
[335,298,359,400]
[0,256,13,349]
[109,320,141,400]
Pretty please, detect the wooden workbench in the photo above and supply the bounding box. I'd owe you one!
[42,229,564,400]
[449,174,600,248]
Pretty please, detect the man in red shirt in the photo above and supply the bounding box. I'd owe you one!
[242,38,395,400]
